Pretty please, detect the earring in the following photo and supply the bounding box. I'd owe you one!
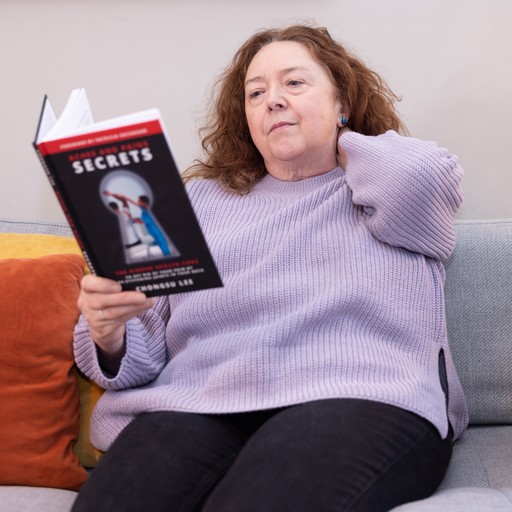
[338,114,348,128]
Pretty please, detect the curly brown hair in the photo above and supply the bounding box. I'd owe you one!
[184,24,406,194]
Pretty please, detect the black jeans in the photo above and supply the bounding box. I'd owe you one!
[72,399,453,512]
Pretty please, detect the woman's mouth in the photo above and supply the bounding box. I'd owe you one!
[269,122,295,134]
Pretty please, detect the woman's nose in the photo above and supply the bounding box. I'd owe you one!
[267,87,287,111]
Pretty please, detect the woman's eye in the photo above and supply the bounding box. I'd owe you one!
[249,90,263,99]
[287,80,303,87]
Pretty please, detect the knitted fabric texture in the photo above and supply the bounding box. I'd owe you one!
[74,131,468,451]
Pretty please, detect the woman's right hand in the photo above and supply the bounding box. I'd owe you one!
[77,274,156,358]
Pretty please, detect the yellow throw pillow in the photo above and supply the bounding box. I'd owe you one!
[75,370,105,468]
[0,232,104,468]
[0,232,82,258]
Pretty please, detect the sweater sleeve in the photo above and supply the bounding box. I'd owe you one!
[73,296,170,390]
[341,130,464,261]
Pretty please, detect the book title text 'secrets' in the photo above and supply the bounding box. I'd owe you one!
[68,141,153,174]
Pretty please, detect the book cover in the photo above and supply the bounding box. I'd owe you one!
[33,89,222,297]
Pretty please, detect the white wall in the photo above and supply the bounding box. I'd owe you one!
[1,0,511,221]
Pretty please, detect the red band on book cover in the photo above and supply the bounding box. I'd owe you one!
[38,120,163,156]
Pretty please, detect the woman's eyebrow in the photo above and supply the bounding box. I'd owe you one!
[245,66,310,87]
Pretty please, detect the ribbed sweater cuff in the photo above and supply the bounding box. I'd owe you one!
[73,316,163,390]
[340,130,463,261]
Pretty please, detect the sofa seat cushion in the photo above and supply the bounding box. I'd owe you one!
[390,425,512,510]
[391,487,512,511]
[440,425,512,490]
[0,486,77,512]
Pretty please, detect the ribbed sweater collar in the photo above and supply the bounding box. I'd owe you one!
[253,167,344,196]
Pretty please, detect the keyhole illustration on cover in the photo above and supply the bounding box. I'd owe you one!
[100,170,180,263]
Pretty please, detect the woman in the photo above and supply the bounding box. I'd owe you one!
[72,25,468,512]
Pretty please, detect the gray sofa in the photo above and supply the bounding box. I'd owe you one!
[0,217,511,511]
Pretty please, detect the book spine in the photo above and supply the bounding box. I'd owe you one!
[33,143,98,275]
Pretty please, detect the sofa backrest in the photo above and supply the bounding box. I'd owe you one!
[2,217,511,426]
[445,219,512,425]
[0,218,72,236]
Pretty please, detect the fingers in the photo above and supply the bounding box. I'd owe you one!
[79,275,152,312]
[80,274,122,294]
[77,274,156,351]
[337,127,352,170]
[337,140,349,170]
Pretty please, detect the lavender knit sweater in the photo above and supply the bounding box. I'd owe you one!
[74,131,468,451]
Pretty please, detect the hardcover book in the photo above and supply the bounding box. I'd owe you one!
[33,88,222,297]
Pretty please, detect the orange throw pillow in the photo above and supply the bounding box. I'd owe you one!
[0,253,87,490]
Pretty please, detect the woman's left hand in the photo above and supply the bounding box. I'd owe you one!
[337,127,352,170]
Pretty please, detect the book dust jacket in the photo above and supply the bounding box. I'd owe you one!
[35,119,222,297]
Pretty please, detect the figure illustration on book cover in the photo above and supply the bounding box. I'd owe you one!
[100,170,180,264]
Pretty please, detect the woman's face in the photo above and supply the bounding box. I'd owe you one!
[244,41,342,181]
